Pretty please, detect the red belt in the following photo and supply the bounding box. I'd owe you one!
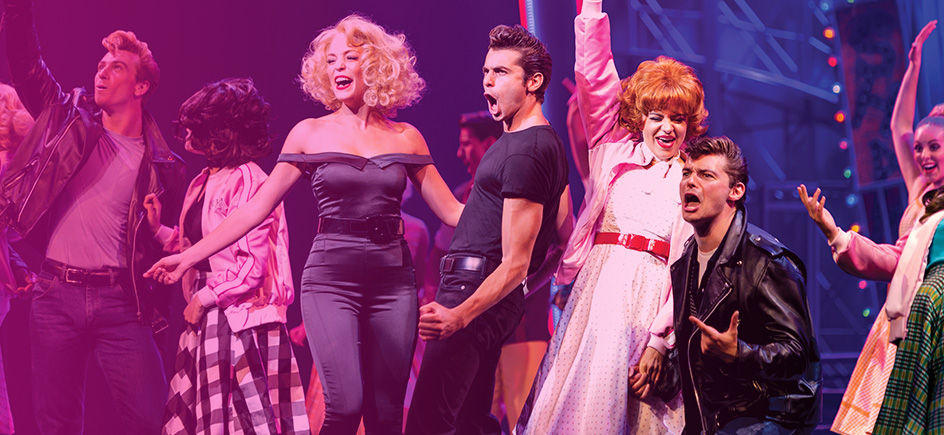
[593,232,670,259]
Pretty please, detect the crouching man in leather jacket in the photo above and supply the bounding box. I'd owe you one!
[0,0,184,432]
[653,136,821,434]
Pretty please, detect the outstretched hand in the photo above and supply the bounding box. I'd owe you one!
[144,254,187,285]
[798,185,840,241]
[690,311,739,363]
[910,20,937,64]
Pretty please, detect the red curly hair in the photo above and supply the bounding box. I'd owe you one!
[617,56,708,142]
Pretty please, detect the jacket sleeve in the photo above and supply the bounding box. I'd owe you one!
[153,225,181,253]
[736,255,815,379]
[194,166,274,309]
[3,0,68,117]
[830,230,904,282]
[574,9,621,149]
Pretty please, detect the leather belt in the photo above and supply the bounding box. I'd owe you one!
[594,232,670,259]
[317,216,404,243]
[42,259,127,287]
[440,254,490,274]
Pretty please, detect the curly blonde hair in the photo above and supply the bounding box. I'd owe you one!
[299,15,425,117]
[0,84,35,153]
[618,56,708,142]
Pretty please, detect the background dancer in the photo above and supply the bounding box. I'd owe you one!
[0,83,35,435]
[797,20,939,434]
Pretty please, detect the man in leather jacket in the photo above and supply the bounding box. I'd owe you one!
[664,136,820,434]
[0,0,184,432]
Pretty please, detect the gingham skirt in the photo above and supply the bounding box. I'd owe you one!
[162,307,310,435]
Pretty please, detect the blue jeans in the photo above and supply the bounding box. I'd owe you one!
[717,417,814,435]
[30,271,167,435]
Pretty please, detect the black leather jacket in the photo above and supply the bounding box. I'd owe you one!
[664,209,821,434]
[0,0,185,323]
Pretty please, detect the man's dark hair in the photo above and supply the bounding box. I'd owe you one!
[178,78,271,168]
[686,136,749,208]
[459,110,502,141]
[487,24,552,102]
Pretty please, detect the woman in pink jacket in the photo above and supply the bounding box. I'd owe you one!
[146,78,309,434]
[798,20,938,435]
[517,1,706,433]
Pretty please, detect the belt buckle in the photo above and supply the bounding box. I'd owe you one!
[647,238,657,252]
[367,216,390,243]
[618,233,631,248]
[441,257,455,273]
[63,268,84,285]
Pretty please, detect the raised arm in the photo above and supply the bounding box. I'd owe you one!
[3,0,68,117]
[563,78,590,186]
[798,184,901,281]
[891,20,937,202]
[145,123,308,283]
[406,125,464,227]
[574,0,622,148]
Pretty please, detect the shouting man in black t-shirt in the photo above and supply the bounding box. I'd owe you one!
[405,25,573,434]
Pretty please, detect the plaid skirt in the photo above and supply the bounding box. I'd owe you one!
[163,307,310,435]
[873,264,944,434]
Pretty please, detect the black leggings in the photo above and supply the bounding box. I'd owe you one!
[301,234,418,434]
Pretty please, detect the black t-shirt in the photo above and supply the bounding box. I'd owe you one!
[448,125,568,275]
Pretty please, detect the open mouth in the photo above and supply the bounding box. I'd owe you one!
[484,93,500,117]
[656,136,676,147]
[922,162,939,172]
[682,192,701,212]
[335,76,353,90]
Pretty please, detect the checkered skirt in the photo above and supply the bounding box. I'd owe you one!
[873,263,944,434]
[162,307,310,435]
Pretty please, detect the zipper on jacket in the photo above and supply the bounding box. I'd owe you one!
[17,116,82,223]
[130,210,144,320]
[2,158,38,191]
[687,282,734,433]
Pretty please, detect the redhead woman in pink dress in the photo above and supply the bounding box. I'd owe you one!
[516,1,708,433]
[798,20,939,435]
